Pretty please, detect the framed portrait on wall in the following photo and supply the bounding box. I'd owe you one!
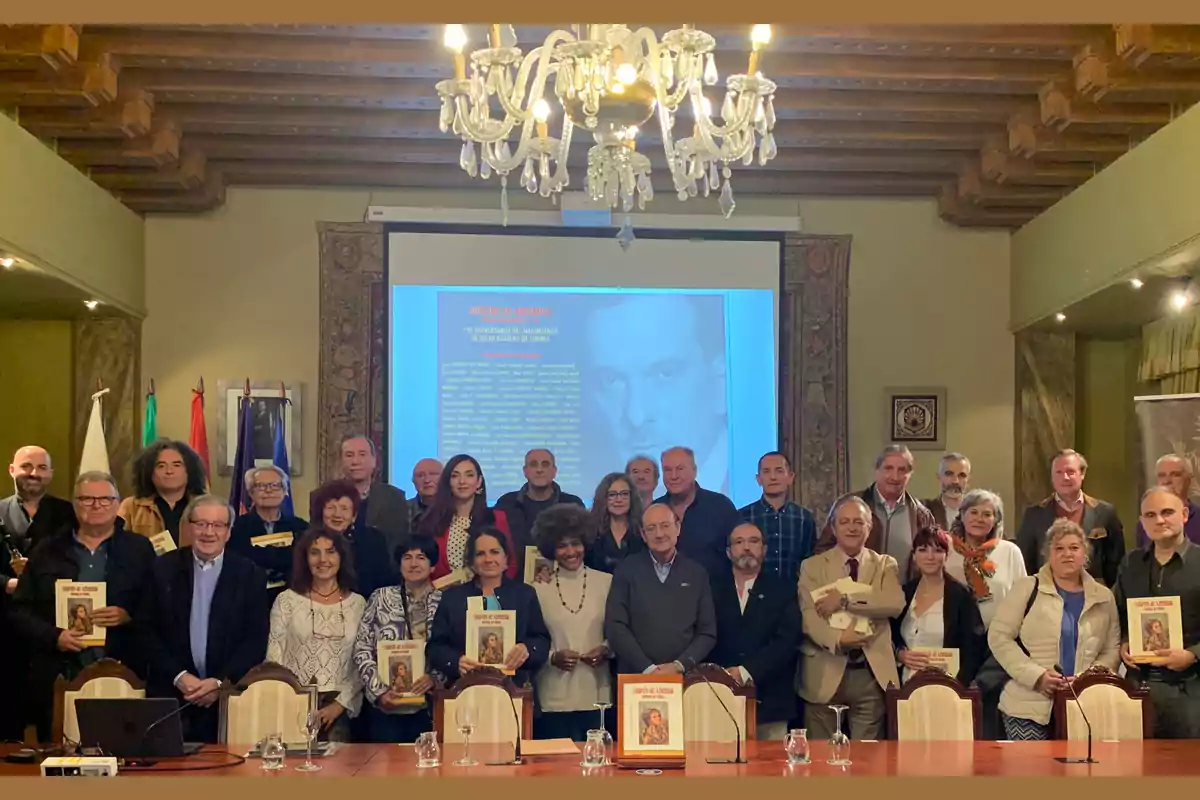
[215,380,303,476]
[885,386,946,451]
[616,673,685,769]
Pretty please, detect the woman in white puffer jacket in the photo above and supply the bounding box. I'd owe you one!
[987,518,1121,740]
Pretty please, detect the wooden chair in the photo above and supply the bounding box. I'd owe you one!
[219,662,314,746]
[1052,665,1152,741]
[886,668,981,741]
[52,658,146,746]
[682,663,757,743]
[434,668,533,744]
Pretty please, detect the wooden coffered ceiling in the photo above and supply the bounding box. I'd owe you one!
[3,23,1200,227]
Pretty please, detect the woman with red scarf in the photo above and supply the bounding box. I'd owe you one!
[416,454,517,584]
[944,489,1027,629]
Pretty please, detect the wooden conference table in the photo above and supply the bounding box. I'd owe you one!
[3,740,1198,777]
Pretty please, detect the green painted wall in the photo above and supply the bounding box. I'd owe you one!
[1012,102,1200,331]
[0,320,74,498]
[0,113,145,316]
[1076,335,1143,544]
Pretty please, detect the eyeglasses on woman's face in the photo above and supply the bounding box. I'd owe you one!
[606,490,631,500]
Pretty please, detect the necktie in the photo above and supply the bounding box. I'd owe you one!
[847,557,859,582]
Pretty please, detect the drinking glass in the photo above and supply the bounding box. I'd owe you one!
[592,702,614,765]
[826,705,851,766]
[260,732,286,771]
[454,703,478,767]
[294,699,322,772]
[415,732,441,768]
[581,729,609,768]
[784,728,811,765]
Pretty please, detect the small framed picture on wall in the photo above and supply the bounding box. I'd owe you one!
[885,386,946,451]
[215,380,303,476]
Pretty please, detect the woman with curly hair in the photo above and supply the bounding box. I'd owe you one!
[586,471,645,573]
[531,503,612,741]
[309,479,395,599]
[118,439,208,546]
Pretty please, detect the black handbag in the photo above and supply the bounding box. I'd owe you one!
[972,577,1039,695]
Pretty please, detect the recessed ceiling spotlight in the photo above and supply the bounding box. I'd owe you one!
[1130,278,1144,289]
[1054,312,1066,323]
[0,256,14,269]
[83,300,100,311]
[1169,289,1192,313]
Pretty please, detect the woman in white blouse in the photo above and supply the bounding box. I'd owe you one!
[531,504,613,742]
[268,528,365,741]
[944,489,1027,629]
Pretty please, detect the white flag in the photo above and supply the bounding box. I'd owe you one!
[79,388,111,474]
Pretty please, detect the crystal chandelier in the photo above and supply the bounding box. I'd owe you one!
[436,23,777,225]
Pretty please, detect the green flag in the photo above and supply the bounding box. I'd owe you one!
[143,391,157,446]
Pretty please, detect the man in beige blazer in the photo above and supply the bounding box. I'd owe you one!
[798,494,905,740]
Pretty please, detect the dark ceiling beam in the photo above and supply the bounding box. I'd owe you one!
[0,25,79,71]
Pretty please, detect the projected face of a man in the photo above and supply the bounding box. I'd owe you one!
[586,295,724,465]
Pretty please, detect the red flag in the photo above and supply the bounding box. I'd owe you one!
[190,387,211,488]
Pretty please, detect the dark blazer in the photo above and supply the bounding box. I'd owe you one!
[1015,494,1125,588]
[709,569,800,724]
[144,547,269,692]
[890,577,987,685]
[345,524,397,600]
[426,577,550,687]
[652,486,741,578]
[0,494,77,557]
[228,511,309,598]
[362,482,410,561]
[605,550,717,674]
[922,497,953,530]
[10,521,157,678]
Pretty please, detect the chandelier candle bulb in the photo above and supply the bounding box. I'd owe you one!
[443,24,468,80]
[490,24,502,48]
[748,24,772,74]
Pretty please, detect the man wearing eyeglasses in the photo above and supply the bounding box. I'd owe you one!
[229,466,309,599]
[9,471,157,741]
[144,494,269,742]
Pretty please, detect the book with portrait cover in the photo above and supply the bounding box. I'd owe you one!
[523,545,553,586]
[376,639,426,702]
[55,579,106,646]
[465,607,516,675]
[1128,596,1184,663]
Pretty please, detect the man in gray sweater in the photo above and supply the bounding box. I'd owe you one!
[605,504,717,674]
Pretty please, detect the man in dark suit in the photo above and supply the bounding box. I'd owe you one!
[145,494,269,742]
[2,445,77,580]
[710,523,801,740]
[9,471,157,741]
[605,504,717,675]
[337,434,409,560]
[1015,449,1125,588]
[922,452,972,533]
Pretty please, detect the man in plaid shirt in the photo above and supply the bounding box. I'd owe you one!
[738,451,816,584]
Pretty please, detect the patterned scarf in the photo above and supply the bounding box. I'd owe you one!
[951,533,999,600]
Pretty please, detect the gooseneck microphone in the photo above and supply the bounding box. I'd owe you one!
[696,664,746,765]
[1052,665,1096,764]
